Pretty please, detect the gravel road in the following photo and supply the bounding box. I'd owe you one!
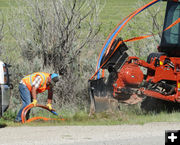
[0,122,180,145]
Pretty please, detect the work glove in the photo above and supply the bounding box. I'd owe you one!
[46,103,53,110]
[31,99,37,106]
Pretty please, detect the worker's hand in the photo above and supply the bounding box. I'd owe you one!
[46,103,53,110]
[31,99,37,106]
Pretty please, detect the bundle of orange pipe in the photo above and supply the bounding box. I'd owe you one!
[21,104,65,123]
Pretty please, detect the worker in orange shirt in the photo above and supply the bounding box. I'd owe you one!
[15,72,59,122]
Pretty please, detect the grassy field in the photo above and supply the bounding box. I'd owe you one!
[0,0,17,8]
[0,0,135,39]
[99,0,136,24]
[99,0,136,36]
[0,0,8,7]
[1,107,180,126]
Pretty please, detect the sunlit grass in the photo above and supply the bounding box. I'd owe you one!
[1,107,180,127]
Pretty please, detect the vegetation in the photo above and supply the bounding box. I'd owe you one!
[1,106,180,126]
[0,0,180,126]
[1,0,102,110]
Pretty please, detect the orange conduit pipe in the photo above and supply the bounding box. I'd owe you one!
[21,104,65,124]
[90,18,180,80]
[96,11,137,78]
[104,0,160,57]
[96,0,160,79]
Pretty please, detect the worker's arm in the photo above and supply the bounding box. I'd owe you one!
[31,86,38,106]
[31,86,37,100]
[46,87,53,110]
[47,87,53,104]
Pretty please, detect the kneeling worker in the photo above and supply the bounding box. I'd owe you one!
[15,72,60,122]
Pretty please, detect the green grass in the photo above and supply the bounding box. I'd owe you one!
[0,0,17,7]
[0,0,9,7]
[99,0,136,36]
[100,0,136,22]
[1,107,180,126]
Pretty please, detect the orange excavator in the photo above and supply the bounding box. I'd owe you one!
[89,0,180,114]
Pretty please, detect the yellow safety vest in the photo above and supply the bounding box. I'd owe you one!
[22,72,50,93]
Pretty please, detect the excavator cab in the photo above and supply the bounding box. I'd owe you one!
[159,1,180,56]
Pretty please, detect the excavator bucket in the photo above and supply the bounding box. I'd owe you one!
[88,38,143,114]
[88,78,142,115]
[88,38,128,114]
[88,78,119,115]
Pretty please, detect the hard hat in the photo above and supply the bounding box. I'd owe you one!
[51,73,60,83]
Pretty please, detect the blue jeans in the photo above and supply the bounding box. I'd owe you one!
[15,83,32,122]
